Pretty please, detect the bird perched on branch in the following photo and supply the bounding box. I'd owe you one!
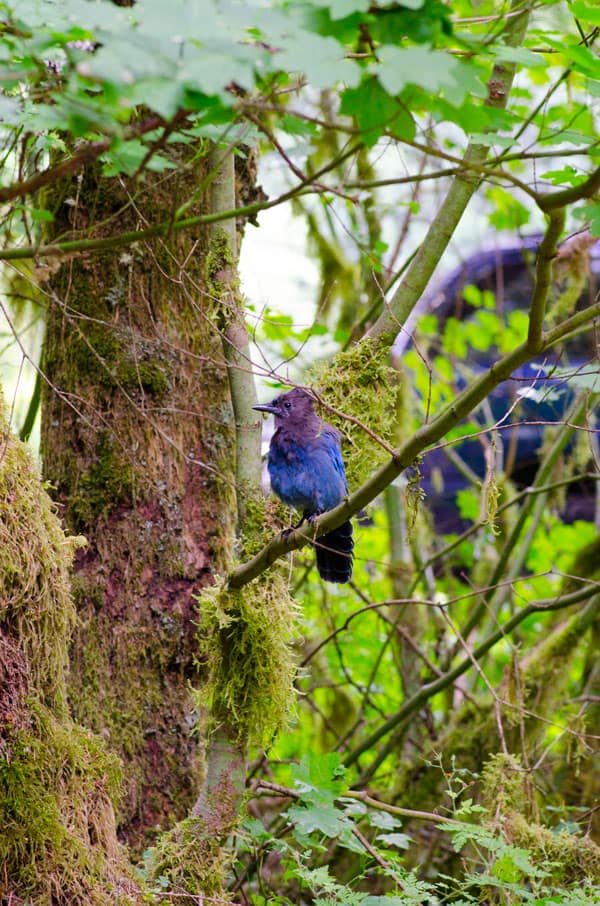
[253,388,354,584]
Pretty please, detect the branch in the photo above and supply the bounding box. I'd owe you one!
[0,143,362,261]
[539,164,600,212]
[365,0,531,346]
[227,297,600,589]
[527,209,565,349]
[252,779,467,827]
[346,588,600,770]
[0,111,189,203]
[208,145,262,525]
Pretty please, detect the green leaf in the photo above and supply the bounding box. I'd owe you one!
[569,1,600,27]
[287,802,351,838]
[368,810,403,830]
[30,208,54,222]
[573,202,600,237]
[128,79,185,119]
[291,753,348,806]
[309,0,372,19]
[487,186,531,230]
[100,138,178,177]
[376,832,412,850]
[276,31,361,89]
[491,44,548,69]
[462,285,496,310]
[340,78,415,146]
[377,45,486,105]
[544,38,600,78]
[369,0,452,44]
[493,845,549,882]
[540,165,586,187]
[468,132,515,149]
[456,489,480,522]
[280,114,318,137]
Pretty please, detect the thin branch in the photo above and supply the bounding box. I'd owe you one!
[0,143,363,261]
[527,208,565,350]
[227,298,600,589]
[346,586,600,771]
[365,0,531,346]
[0,110,189,203]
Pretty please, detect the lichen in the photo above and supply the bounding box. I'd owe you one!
[195,573,299,747]
[205,226,237,304]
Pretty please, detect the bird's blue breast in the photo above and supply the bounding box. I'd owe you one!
[268,429,347,516]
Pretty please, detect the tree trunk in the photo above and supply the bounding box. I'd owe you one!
[0,398,139,904]
[41,152,237,850]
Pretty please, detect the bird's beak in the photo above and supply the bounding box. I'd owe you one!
[253,403,279,415]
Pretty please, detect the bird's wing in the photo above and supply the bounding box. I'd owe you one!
[323,429,348,490]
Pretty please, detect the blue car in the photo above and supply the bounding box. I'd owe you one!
[402,235,600,533]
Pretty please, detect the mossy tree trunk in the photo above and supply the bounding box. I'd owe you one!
[41,151,238,850]
[0,398,140,905]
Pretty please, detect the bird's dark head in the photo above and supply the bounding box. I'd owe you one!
[253,387,316,425]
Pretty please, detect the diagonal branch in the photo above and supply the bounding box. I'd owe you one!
[0,142,363,261]
[365,0,531,346]
[0,110,190,203]
[347,589,600,772]
[227,295,600,590]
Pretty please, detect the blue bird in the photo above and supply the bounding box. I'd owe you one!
[253,388,354,583]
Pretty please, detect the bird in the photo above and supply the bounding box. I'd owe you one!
[253,388,354,583]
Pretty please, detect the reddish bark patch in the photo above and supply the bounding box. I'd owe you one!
[0,632,31,738]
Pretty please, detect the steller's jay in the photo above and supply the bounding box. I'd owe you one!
[253,388,354,583]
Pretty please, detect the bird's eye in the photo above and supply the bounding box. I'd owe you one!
[283,400,291,410]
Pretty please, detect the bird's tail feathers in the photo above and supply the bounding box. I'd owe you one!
[315,521,353,584]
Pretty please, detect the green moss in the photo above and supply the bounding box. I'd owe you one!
[482,755,600,886]
[0,409,81,715]
[237,493,281,559]
[68,600,198,841]
[395,696,496,811]
[0,398,139,904]
[195,574,299,747]
[70,431,134,528]
[119,357,170,396]
[311,338,402,492]
[204,227,237,308]
[0,706,130,904]
[562,537,600,592]
[502,598,600,751]
[70,321,172,397]
[481,753,530,815]
[146,815,231,899]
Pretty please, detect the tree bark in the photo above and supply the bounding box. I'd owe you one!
[0,397,140,904]
[41,151,237,849]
